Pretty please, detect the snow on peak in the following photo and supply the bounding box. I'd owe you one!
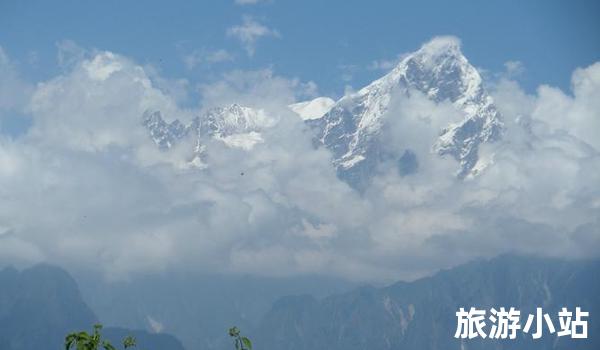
[143,103,274,168]
[142,37,502,188]
[312,37,503,187]
[203,103,276,136]
[289,97,335,120]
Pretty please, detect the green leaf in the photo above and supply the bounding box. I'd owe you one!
[65,334,76,350]
[241,336,252,350]
[102,340,116,350]
[123,336,136,349]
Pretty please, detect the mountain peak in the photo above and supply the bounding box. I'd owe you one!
[383,36,464,78]
[312,38,503,188]
[142,38,502,190]
[356,36,471,103]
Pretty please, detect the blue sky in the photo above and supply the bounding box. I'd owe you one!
[1,0,599,100]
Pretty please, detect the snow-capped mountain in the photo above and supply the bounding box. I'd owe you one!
[142,110,188,150]
[143,97,333,154]
[197,104,275,139]
[309,36,503,187]
[143,37,503,187]
[289,97,335,120]
[143,103,274,156]
[142,96,336,156]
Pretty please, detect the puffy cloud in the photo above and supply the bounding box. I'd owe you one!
[0,47,368,280]
[0,43,598,283]
[227,16,280,56]
[198,69,317,110]
[534,62,600,150]
[27,51,187,154]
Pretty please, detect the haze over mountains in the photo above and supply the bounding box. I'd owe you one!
[77,270,354,350]
[1,256,598,350]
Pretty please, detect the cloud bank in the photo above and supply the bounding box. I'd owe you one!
[0,42,598,282]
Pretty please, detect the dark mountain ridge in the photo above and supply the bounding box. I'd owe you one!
[255,255,599,350]
[0,264,184,350]
[1,255,597,350]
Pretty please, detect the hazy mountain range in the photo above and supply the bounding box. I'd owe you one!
[76,272,354,350]
[1,255,597,349]
[0,265,184,350]
[255,255,599,350]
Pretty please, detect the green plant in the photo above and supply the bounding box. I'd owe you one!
[228,327,252,350]
[65,324,136,350]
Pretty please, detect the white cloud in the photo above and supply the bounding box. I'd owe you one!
[27,51,183,153]
[198,68,316,109]
[0,49,367,280]
[504,60,525,78]
[533,62,600,150]
[227,16,280,56]
[0,41,598,283]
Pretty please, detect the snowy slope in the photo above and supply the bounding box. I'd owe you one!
[310,36,503,186]
[142,104,274,167]
[289,97,335,120]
